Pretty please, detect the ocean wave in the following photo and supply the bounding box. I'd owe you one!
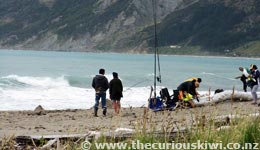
[1,75,70,88]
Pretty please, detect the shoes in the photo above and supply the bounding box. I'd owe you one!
[94,107,98,117]
[251,102,257,105]
[258,103,260,107]
[103,108,107,116]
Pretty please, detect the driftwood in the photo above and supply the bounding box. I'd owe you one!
[214,113,259,123]
[41,138,59,149]
[15,128,187,149]
[194,91,258,107]
[214,113,260,131]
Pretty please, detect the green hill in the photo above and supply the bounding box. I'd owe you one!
[0,0,259,57]
[134,0,260,56]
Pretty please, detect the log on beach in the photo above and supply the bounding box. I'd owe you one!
[195,91,257,106]
[14,128,187,149]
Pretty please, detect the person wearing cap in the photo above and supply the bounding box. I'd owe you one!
[248,65,260,105]
[109,72,123,114]
[92,68,109,117]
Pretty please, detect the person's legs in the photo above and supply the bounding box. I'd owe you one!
[117,101,121,114]
[242,80,247,92]
[178,91,185,107]
[251,85,259,104]
[183,93,195,108]
[115,100,121,114]
[113,100,117,113]
[188,100,196,108]
[101,92,107,116]
[94,93,101,116]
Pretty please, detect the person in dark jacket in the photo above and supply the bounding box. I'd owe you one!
[248,65,260,105]
[185,77,202,96]
[92,68,109,117]
[109,72,123,115]
[177,80,200,108]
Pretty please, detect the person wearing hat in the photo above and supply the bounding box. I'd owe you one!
[248,64,260,105]
[109,72,123,114]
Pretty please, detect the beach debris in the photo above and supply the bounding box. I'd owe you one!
[194,90,254,107]
[216,125,232,131]
[33,105,46,115]
[34,125,46,130]
[41,138,59,149]
[115,128,134,133]
[121,112,136,117]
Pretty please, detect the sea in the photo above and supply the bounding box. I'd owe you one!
[0,49,259,110]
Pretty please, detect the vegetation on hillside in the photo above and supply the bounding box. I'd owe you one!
[0,0,260,56]
[131,0,260,56]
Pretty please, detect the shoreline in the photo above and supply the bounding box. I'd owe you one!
[1,100,259,138]
[1,49,260,59]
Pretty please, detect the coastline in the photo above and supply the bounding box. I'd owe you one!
[1,100,259,138]
[1,49,260,59]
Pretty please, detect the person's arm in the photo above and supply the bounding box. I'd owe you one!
[120,80,123,97]
[253,70,260,81]
[249,70,259,82]
[255,70,260,78]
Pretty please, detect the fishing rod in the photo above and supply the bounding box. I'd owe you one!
[152,0,162,97]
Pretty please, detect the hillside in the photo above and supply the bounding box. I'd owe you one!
[136,0,260,57]
[0,0,182,52]
[0,0,260,57]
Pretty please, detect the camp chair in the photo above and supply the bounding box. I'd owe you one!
[148,97,164,111]
[160,88,171,103]
[160,88,177,109]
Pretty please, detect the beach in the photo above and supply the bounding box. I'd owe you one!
[1,100,259,139]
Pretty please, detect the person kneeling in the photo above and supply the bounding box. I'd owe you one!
[177,80,200,108]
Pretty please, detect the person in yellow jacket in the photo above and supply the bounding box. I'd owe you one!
[177,80,200,108]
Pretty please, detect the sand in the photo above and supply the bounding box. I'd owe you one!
[0,100,259,138]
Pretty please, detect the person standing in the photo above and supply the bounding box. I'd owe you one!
[248,65,260,105]
[109,72,123,115]
[235,67,250,92]
[92,68,109,117]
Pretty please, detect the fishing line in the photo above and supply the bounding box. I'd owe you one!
[202,72,236,81]
[124,79,151,92]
